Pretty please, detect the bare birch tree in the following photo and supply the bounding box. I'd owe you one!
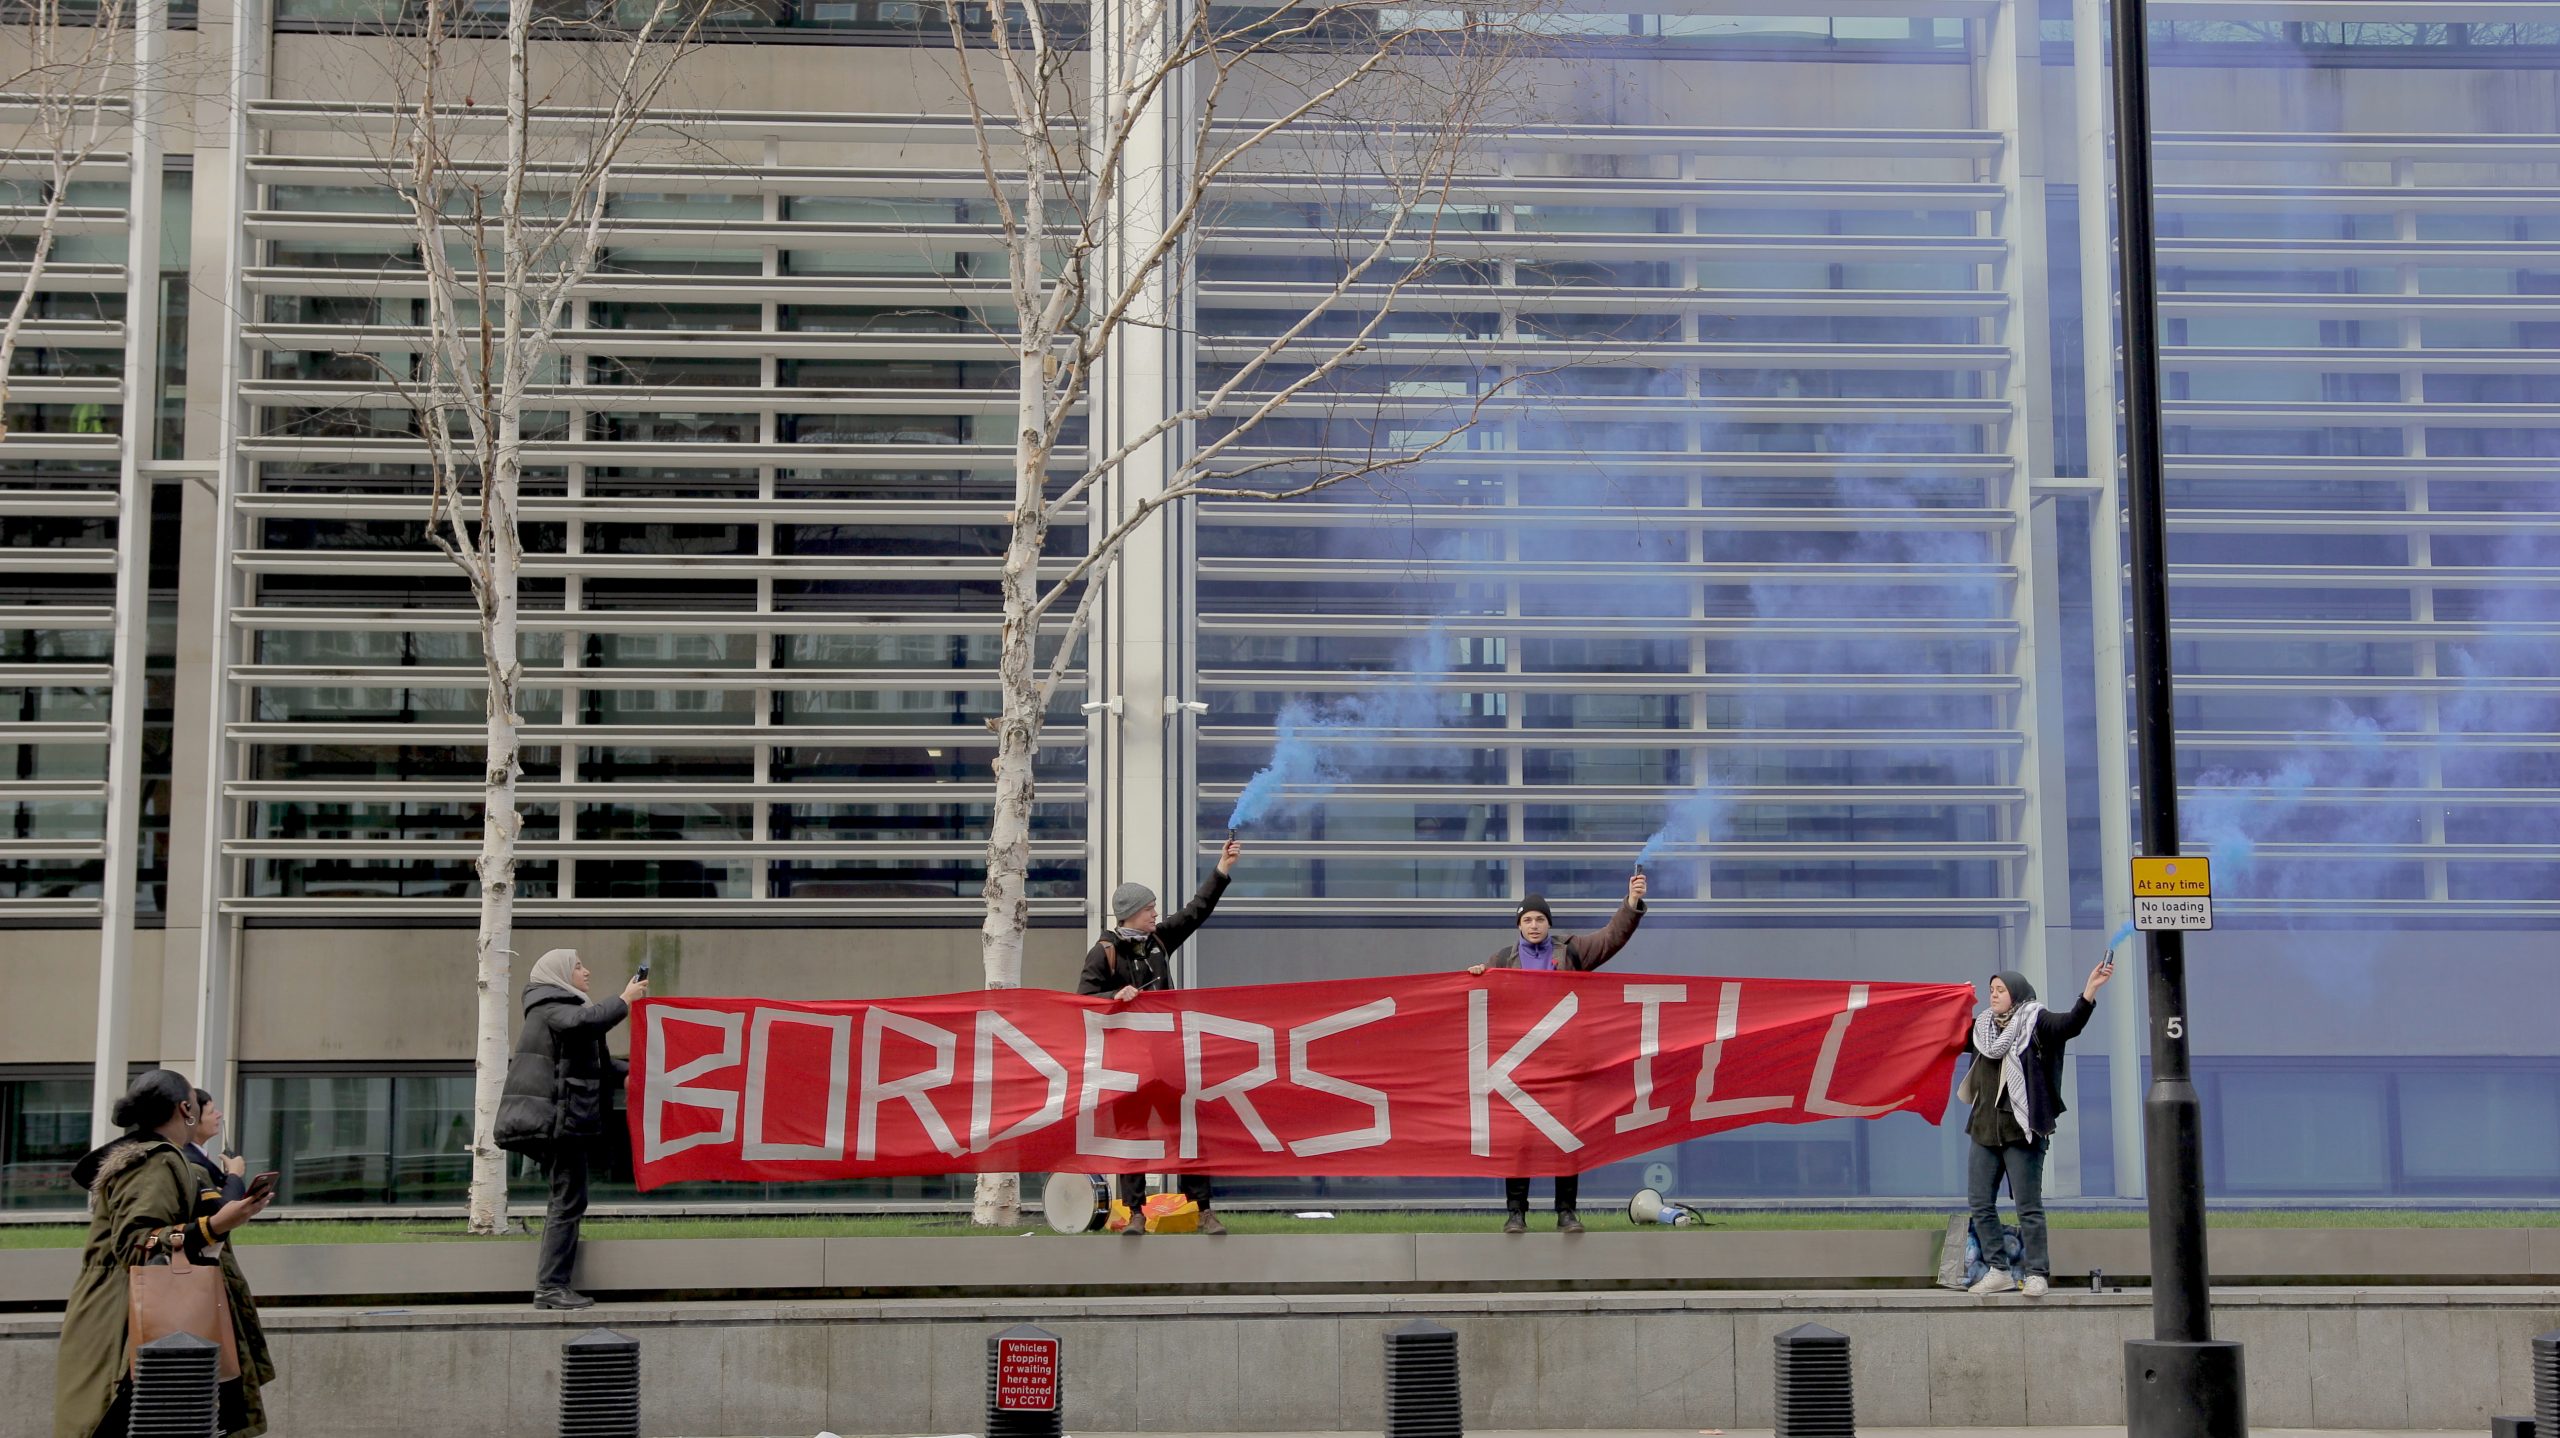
[351,0,715,1234]
[0,0,131,436]
[943,0,1552,1223]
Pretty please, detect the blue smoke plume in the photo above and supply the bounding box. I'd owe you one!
[1636,779,1730,869]
[1227,626,1453,830]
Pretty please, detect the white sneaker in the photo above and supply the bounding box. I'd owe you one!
[1967,1269,2017,1295]
[2023,1275,2049,1297]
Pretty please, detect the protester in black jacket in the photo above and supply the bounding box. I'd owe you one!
[1074,836,1242,1235]
[495,948,645,1310]
[1963,960,2112,1296]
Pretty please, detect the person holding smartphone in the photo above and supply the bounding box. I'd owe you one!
[1961,958,2114,1296]
[495,948,647,1310]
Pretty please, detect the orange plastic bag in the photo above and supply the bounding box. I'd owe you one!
[1142,1193,1200,1233]
[1106,1192,1201,1233]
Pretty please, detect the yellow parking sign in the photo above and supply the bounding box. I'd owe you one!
[2131,856,2213,931]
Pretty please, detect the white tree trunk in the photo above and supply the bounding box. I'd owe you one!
[972,514,1046,1226]
[465,449,525,1236]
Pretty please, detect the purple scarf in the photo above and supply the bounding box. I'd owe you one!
[1515,936,1558,971]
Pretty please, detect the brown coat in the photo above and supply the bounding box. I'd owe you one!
[1483,900,1647,972]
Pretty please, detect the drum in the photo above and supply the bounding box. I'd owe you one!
[1040,1172,1111,1234]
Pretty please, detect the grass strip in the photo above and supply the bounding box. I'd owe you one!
[1,1206,2554,1249]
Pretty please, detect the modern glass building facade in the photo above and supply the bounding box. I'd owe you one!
[2,0,2553,1209]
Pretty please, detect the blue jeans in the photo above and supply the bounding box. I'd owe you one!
[1968,1134,2051,1278]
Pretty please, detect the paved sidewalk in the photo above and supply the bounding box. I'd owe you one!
[812,1429,2463,1437]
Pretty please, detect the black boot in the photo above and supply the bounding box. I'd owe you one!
[1502,1208,1528,1235]
[1556,1209,1584,1234]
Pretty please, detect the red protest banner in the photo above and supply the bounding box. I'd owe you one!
[627,971,1973,1189]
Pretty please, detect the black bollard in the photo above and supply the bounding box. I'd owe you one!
[559,1328,640,1438]
[986,1322,1064,1438]
[128,1332,220,1438]
[2536,1329,2559,1438]
[1383,1318,1461,1438]
[1774,1322,1854,1438]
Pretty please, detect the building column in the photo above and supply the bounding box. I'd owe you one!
[91,0,171,1143]
[1982,0,2075,1192]
[2073,0,2146,1197]
[154,166,236,1087]
[180,0,271,1115]
[1086,0,1198,974]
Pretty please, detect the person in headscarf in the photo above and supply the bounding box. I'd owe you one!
[54,1069,273,1438]
[1466,871,1648,1233]
[1074,835,1244,1236]
[1963,958,2114,1295]
[494,948,647,1309]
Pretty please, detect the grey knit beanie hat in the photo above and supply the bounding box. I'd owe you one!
[1110,882,1157,925]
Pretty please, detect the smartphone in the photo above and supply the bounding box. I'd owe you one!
[244,1172,279,1202]
[635,960,651,982]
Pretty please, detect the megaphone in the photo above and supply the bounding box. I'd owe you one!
[1627,1187,1706,1227]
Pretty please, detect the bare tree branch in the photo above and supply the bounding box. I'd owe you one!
[0,0,135,439]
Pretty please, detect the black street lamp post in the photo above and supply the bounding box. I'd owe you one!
[2102,0,2249,1431]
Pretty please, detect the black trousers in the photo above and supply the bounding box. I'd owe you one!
[535,1141,591,1291]
[1505,1174,1579,1213]
[1114,1171,1213,1211]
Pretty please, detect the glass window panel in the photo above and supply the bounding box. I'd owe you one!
[2399,1071,2560,1185]
[2214,1069,2389,1194]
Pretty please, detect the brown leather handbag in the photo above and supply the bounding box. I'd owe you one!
[126,1239,241,1381]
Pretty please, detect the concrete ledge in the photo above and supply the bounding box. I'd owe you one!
[4,1286,2554,1437]
[5,1227,2551,1307]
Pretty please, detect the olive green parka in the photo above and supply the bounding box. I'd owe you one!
[54,1137,270,1438]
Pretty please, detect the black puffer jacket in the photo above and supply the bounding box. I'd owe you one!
[494,984,629,1152]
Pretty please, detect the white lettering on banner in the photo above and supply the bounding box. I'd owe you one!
[642,1007,745,1163]
[970,1011,1070,1153]
[1180,1014,1282,1161]
[1691,982,1792,1123]
[1614,984,1688,1134]
[1805,984,1908,1118]
[856,1009,964,1160]
[1286,998,1397,1158]
[743,1008,853,1161]
[1077,1009,1172,1160]
[1468,990,1584,1156]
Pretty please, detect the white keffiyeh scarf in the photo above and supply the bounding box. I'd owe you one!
[1972,1002,2045,1138]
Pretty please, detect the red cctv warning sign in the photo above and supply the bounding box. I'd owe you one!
[995,1335,1060,1411]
